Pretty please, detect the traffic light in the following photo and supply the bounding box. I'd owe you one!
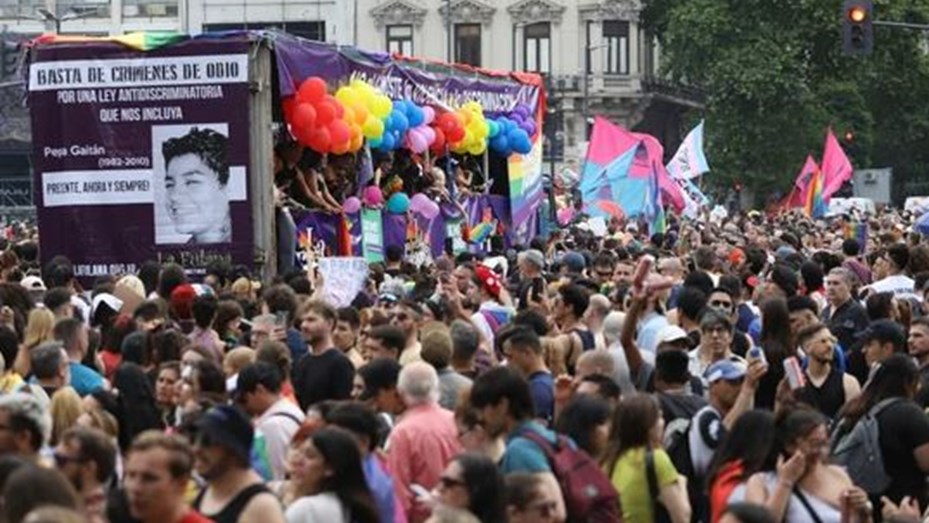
[843,0,873,55]
[0,37,18,80]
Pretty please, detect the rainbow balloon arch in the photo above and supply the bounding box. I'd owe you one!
[272,31,547,259]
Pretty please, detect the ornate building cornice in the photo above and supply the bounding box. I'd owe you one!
[578,0,642,22]
[507,0,567,26]
[370,0,428,28]
[439,0,496,26]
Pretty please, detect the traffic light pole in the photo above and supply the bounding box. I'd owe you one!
[873,20,929,30]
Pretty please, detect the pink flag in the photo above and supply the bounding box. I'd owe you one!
[821,129,853,200]
[794,155,820,208]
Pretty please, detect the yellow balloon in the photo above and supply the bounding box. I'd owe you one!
[372,96,391,119]
[362,116,385,138]
[336,87,359,106]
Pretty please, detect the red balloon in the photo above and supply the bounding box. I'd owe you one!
[308,127,332,153]
[282,97,297,124]
[292,102,317,131]
[325,95,345,119]
[329,119,351,146]
[297,77,327,105]
[294,123,315,147]
[315,101,337,126]
[447,124,466,143]
[430,127,446,152]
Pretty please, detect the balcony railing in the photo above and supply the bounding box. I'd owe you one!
[123,0,178,18]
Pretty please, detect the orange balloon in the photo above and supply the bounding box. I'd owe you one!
[342,106,356,126]
[332,140,351,155]
[350,133,364,151]
[352,103,368,126]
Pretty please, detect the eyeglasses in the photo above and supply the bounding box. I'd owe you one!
[439,476,466,489]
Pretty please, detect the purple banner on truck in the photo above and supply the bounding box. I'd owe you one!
[28,37,253,281]
[271,32,544,241]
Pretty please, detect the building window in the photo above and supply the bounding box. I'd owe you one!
[603,20,630,75]
[386,24,413,56]
[640,28,656,76]
[455,24,481,67]
[121,0,176,18]
[523,22,550,74]
[203,22,325,41]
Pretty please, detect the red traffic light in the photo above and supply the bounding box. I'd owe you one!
[848,6,868,23]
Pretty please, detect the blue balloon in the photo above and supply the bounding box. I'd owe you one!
[386,192,411,214]
[391,110,409,134]
[503,119,517,134]
[408,105,425,127]
[491,134,509,153]
[392,100,406,113]
[380,132,396,150]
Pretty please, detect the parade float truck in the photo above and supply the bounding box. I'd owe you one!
[27,31,545,286]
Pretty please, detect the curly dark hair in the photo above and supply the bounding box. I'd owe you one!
[162,127,229,186]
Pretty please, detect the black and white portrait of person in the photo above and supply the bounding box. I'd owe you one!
[158,126,231,244]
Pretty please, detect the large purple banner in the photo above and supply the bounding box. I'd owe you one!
[272,33,544,241]
[28,37,253,281]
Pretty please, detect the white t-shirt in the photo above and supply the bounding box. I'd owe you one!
[285,492,349,523]
[866,274,919,301]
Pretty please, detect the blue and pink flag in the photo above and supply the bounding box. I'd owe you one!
[667,120,710,180]
[581,117,685,220]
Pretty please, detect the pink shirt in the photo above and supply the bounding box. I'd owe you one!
[387,403,461,523]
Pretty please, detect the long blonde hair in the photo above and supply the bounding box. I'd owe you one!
[50,387,82,446]
[23,308,55,350]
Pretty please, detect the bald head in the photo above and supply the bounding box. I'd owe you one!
[575,350,615,379]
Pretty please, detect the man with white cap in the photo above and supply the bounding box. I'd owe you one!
[688,359,766,478]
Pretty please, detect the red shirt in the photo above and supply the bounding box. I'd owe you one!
[177,510,215,523]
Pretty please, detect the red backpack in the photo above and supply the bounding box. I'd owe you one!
[520,431,622,523]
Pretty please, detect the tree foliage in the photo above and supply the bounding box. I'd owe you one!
[643,0,929,202]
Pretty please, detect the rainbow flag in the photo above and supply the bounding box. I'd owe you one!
[804,168,827,219]
[844,221,868,252]
[33,31,188,51]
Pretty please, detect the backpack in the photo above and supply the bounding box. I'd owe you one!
[830,397,901,495]
[663,417,695,480]
[520,431,621,523]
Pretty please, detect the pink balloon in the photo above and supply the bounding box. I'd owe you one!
[408,128,429,153]
[343,196,361,214]
[421,199,440,220]
[410,193,430,213]
[420,126,436,144]
[422,106,435,125]
[363,185,384,206]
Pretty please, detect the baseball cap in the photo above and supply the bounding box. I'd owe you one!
[194,405,254,463]
[20,276,46,292]
[474,264,502,299]
[656,325,689,346]
[859,319,907,353]
[705,360,747,384]
[358,358,401,401]
[561,251,586,273]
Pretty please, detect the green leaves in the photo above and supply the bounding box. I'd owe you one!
[643,0,929,202]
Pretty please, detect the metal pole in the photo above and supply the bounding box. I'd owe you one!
[446,0,452,62]
[583,44,589,139]
[873,20,929,30]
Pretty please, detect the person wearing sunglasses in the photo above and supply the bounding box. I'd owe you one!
[432,453,506,523]
[54,426,117,523]
[190,405,285,523]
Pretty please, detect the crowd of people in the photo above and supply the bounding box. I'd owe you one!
[1,204,929,523]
